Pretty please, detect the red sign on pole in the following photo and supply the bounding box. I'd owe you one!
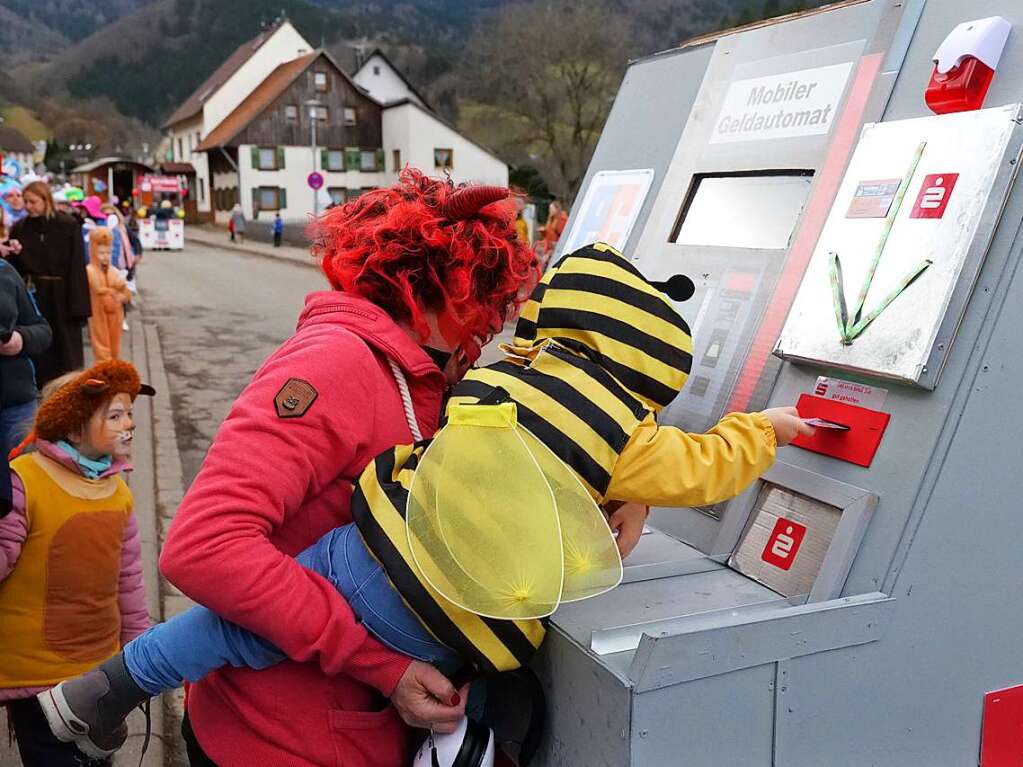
[307,172,324,190]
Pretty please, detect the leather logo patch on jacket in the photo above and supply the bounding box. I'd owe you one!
[274,379,318,419]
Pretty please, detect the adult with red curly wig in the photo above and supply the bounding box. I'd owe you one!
[158,170,537,767]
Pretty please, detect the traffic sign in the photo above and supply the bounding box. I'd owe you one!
[307,172,324,190]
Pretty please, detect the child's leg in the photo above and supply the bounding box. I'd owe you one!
[120,522,434,696]
[325,524,463,668]
[122,601,286,695]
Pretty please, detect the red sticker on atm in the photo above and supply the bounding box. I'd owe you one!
[761,518,807,571]
[792,394,891,467]
[910,173,959,219]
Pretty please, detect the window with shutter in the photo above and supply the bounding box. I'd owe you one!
[328,187,347,205]
[285,105,298,123]
[360,150,377,172]
[343,107,357,126]
[345,148,361,171]
[314,71,328,92]
[392,149,401,172]
[257,187,284,211]
[325,149,344,172]
[255,147,278,170]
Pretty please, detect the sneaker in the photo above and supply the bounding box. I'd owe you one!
[38,653,150,758]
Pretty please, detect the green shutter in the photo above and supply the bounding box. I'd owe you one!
[376,148,385,172]
[321,148,329,170]
[252,187,259,212]
[279,187,287,210]
[250,146,260,169]
[345,147,361,171]
[276,147,286,169]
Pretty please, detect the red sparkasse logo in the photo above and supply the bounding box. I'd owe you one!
[910,173,959,219]
[761,518,807,571]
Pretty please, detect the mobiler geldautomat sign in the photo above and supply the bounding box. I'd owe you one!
[711,61,854,144]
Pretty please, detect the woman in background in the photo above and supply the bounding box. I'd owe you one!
[9,182,89,386]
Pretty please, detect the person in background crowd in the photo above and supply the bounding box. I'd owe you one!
[9,182,90,386]
[541,199,567,261]
[0,246,51,455]
[80,196,106,226]
[84,228,131,362]
[99,205,137,274]
[4,186,27,228]
[515,210,530,246]
[272,212,284,248]
[0,361,152,767]
[230,203,246,244]
[52,189,72,216]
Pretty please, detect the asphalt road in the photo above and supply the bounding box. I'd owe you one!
[139,242,324,486]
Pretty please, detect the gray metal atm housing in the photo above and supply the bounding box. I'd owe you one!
[536,1,1023,765]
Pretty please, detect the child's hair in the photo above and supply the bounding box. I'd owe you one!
[309,168,539,345]
[41,371,83,401]
[89,227,114,248]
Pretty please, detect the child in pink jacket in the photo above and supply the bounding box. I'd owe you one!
[0,360,153,767]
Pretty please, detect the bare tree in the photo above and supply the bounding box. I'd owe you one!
[465,1,632,202]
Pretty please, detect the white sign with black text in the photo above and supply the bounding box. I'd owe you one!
[711,61,853,144]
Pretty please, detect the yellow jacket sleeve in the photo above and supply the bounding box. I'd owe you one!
[605,412,777,507]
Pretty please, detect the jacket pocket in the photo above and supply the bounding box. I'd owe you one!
[329,706,409,767]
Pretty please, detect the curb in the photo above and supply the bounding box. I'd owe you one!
[185,228,318,270]
[141,316,194,765]
[122,308,167,767]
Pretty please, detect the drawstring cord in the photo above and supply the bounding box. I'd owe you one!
[387,357,423,442]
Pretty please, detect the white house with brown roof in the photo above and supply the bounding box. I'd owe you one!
[353,49,430,109]
[163,22,507,224]
[162,20,314,221]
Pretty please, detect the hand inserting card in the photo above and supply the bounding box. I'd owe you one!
[803,417,850,431]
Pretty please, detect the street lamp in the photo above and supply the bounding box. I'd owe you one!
[305,99,322,217]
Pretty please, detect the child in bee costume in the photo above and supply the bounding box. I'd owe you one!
[43,244,788,766]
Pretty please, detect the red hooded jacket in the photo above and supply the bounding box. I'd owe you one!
[159,292,446,766]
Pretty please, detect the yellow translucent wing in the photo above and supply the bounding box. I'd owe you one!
[518,428,623,603]
[406,403,565,620]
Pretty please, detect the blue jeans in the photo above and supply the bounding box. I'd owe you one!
[1,400,36,456]
[124,524,462,695]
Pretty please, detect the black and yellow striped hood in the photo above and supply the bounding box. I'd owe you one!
[513,243,693,412]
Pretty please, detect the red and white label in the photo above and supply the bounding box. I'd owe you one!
[814,376,888,409]
[910,173,959,219]
[761,518,807,571]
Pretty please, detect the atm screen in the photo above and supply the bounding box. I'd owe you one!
[656,170,814,520]
[672,171,814,250]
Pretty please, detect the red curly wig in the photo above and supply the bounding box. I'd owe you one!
[310,169,539,345]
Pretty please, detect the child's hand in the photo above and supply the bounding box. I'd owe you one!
[608,502,648,559]
[761,406,816,446]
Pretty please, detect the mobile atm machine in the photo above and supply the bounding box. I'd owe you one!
[538,2,1023,765]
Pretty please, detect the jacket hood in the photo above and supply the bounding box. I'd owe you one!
[512,243,693,412]
[297,291,443,381]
